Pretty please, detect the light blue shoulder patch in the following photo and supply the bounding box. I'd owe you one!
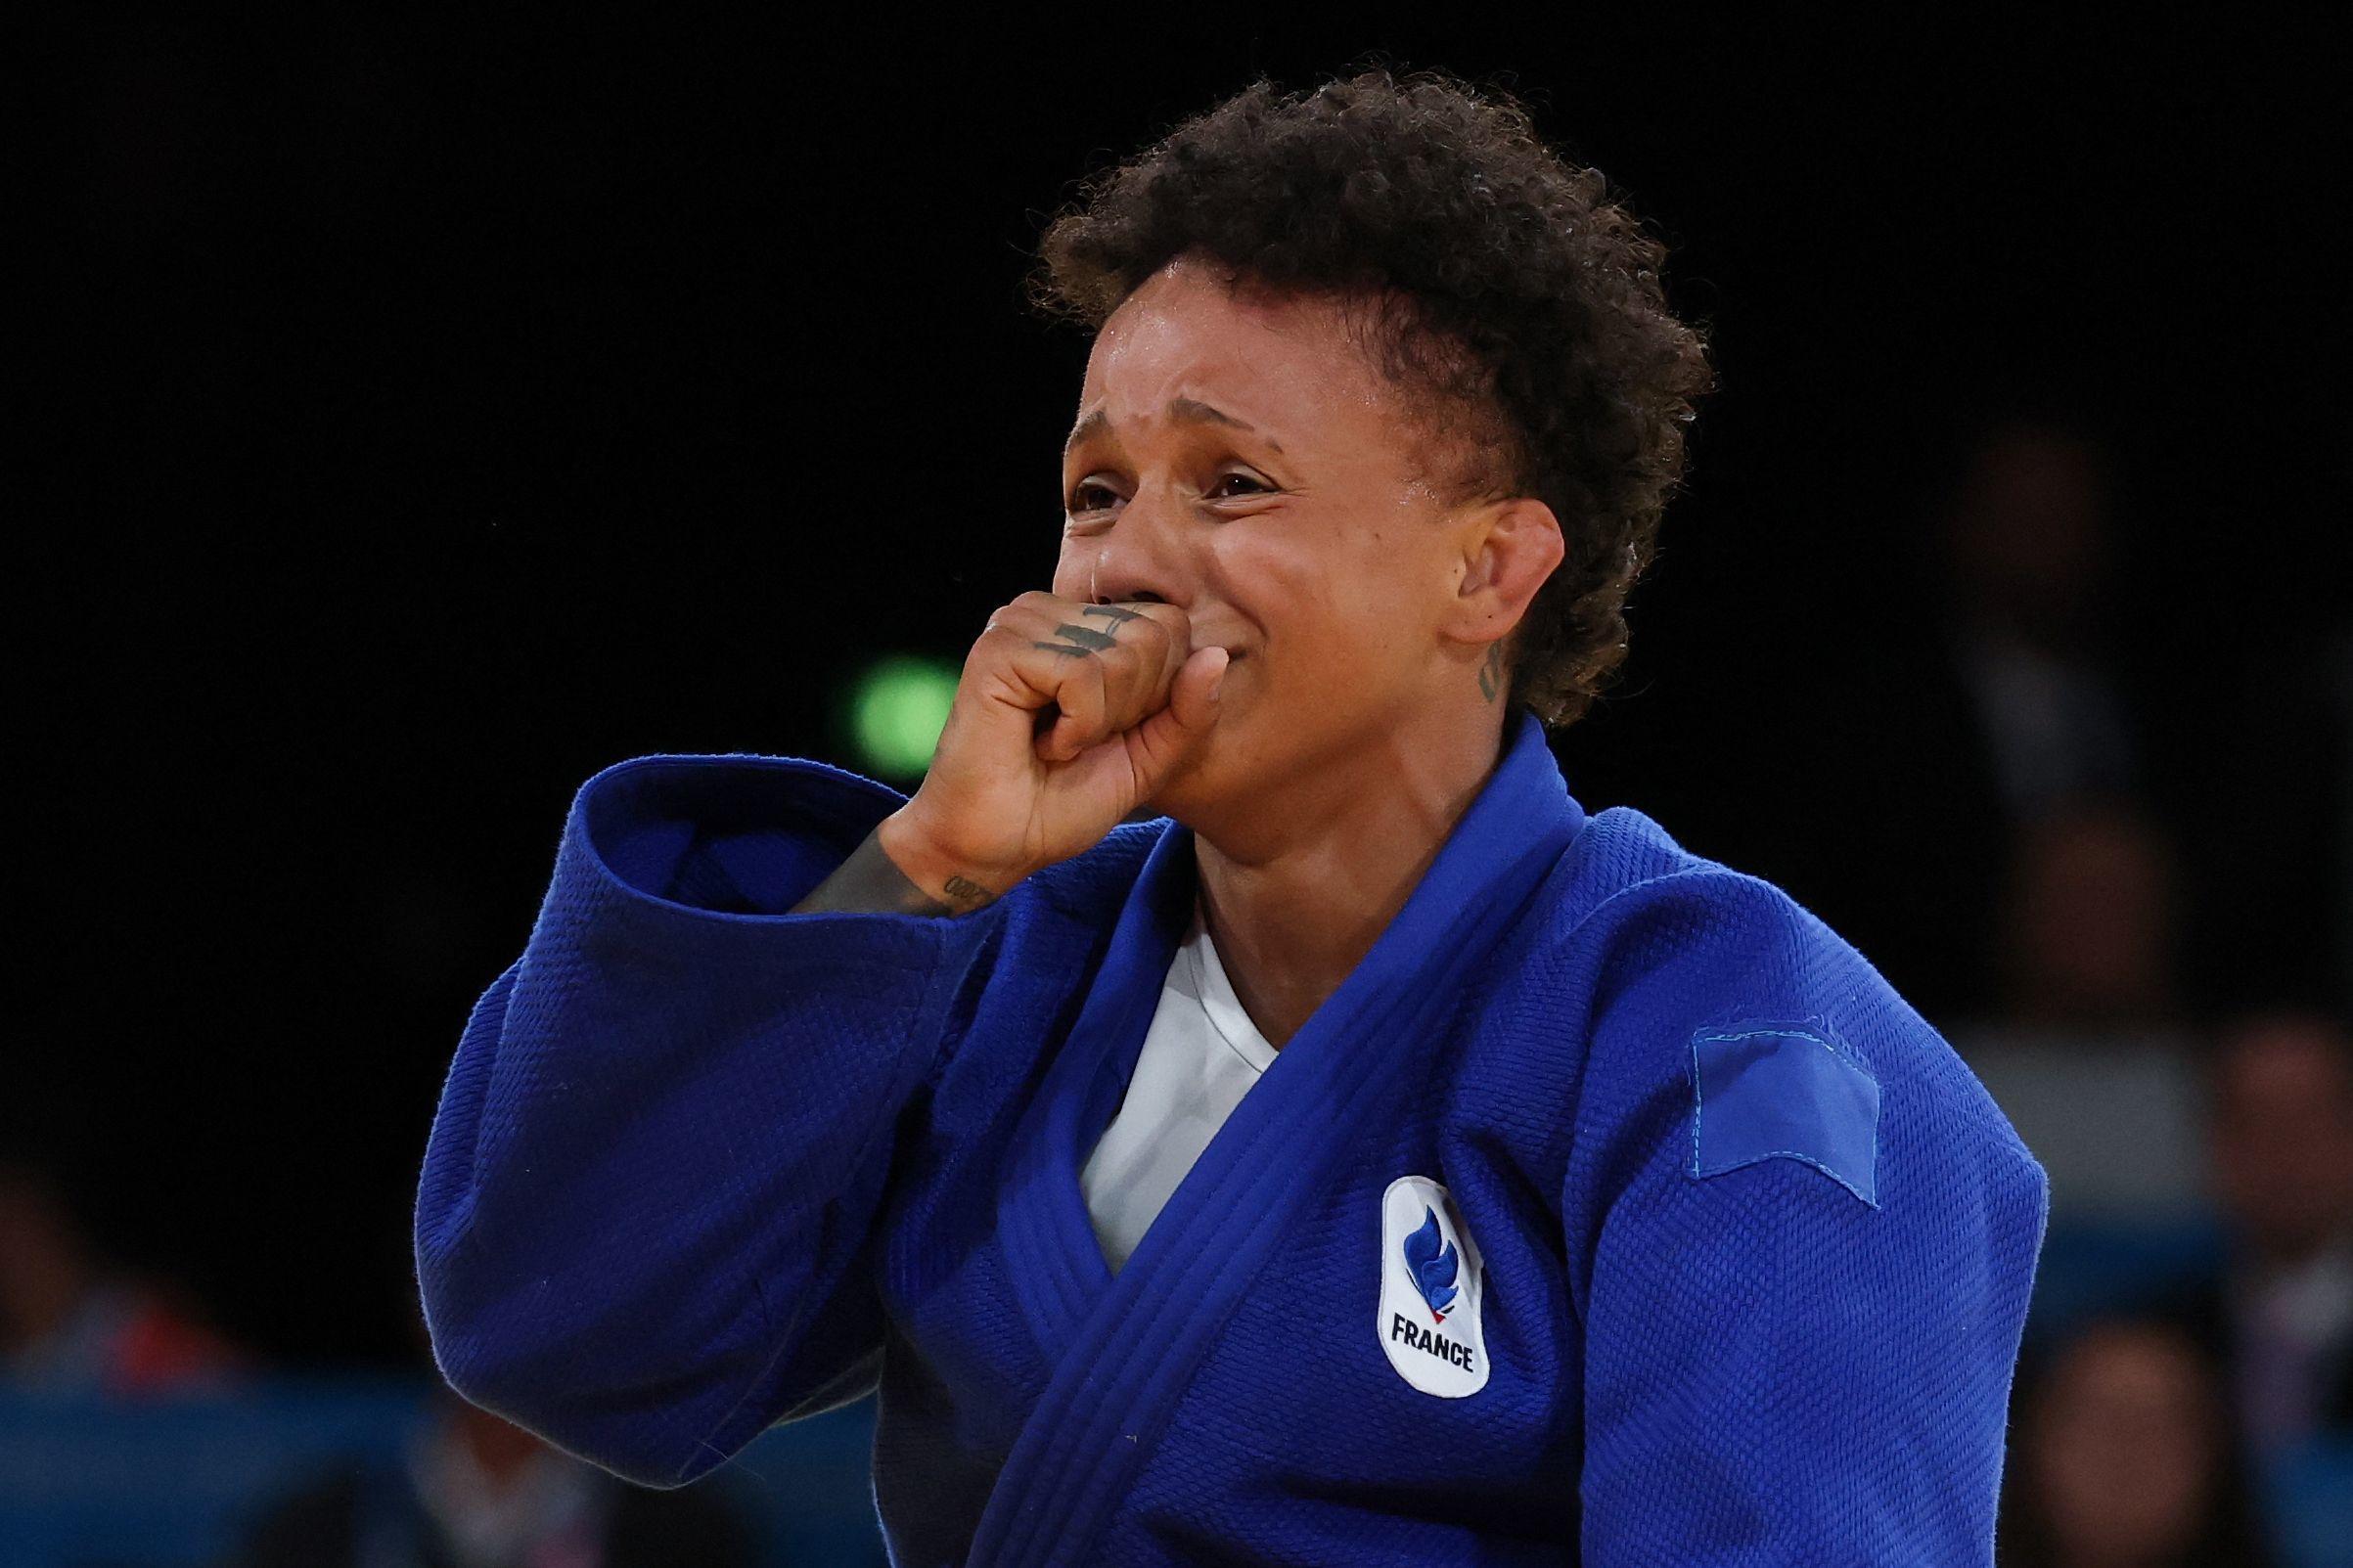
[1690,1021,1880,1208]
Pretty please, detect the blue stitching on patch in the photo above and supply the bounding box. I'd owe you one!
[1689,1022,1881,1209]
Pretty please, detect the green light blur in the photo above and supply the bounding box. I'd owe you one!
[848,655,959,778]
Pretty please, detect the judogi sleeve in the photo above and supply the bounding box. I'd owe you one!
[1563,871,2050,1564]
[413,753,1002,1489]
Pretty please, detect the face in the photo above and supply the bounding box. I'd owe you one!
[1945,424,2112,633]
[2209,1020,2353,1258]
[2001,804,2176,1024]
[2028,1324,2216,1561]
[1054,251,1517,820]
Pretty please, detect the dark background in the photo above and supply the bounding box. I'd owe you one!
[24,13,2348,1369]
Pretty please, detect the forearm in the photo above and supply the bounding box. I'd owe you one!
[790,811,1005,918]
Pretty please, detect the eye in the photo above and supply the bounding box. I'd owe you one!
[1065,472,1271,513]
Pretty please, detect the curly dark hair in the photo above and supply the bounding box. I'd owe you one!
[1022,62,1718,730]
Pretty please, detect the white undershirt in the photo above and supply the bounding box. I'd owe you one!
[1078,905,1279,1275]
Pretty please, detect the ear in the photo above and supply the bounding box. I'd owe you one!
[1445,498,1564,648]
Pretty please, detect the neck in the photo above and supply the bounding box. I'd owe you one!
[1188,699,1512,1050]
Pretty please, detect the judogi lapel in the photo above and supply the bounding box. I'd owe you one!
[979,711,1587,1566]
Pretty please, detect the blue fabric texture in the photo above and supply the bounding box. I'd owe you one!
[414,709,2051,1566]
[1692,1024,1882,1207]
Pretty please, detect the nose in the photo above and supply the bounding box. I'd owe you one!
[1080,487,1188,609]
[1094,568,1166,607]
[1087,558,1162,606]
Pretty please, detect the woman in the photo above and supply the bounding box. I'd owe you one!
[415,65,2051,1565]
[1997,1314,2279,1567]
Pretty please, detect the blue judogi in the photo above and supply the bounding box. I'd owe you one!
[414,709,2050,1565]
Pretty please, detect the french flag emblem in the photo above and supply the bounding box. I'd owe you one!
[1402,1205,1460,1324]
[1380,1176,1488,1397]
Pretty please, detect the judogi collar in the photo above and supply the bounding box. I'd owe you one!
[980,707,1589,1566]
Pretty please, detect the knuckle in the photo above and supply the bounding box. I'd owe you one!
[1095,605,1167,657]
[1110,651,1158,716]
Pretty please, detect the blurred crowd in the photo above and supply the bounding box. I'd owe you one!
[8,412,2348,1566]
[1990,1009,2353,1567]
[1,1159,768,1565]
[1849,412,2353,1564]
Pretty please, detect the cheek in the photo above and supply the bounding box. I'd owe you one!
[1241,574,1416,707]
[1221,546,1335,661]
[1211,524,1428,695]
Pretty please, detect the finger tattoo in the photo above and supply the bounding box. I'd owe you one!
[1037,621,1119,654]
[1032,603,1141,658]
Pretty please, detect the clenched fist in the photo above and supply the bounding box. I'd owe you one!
[876,591,1230,911]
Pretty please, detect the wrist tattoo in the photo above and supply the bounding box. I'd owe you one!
[938,873,998,912]
[790,828,999,918]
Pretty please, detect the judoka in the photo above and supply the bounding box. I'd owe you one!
[415,63,2051,1566]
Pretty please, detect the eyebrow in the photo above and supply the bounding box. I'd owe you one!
[1064,398,1284,456]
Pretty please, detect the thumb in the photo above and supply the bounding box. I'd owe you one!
[1125,645,1229,802]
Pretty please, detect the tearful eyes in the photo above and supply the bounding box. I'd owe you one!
[1066,473,1272,513]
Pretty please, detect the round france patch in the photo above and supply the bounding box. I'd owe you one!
[1377,1175,1490,1398]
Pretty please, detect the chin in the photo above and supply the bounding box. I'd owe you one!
[1140,759,1214,825]
[1139,732,1234,826]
